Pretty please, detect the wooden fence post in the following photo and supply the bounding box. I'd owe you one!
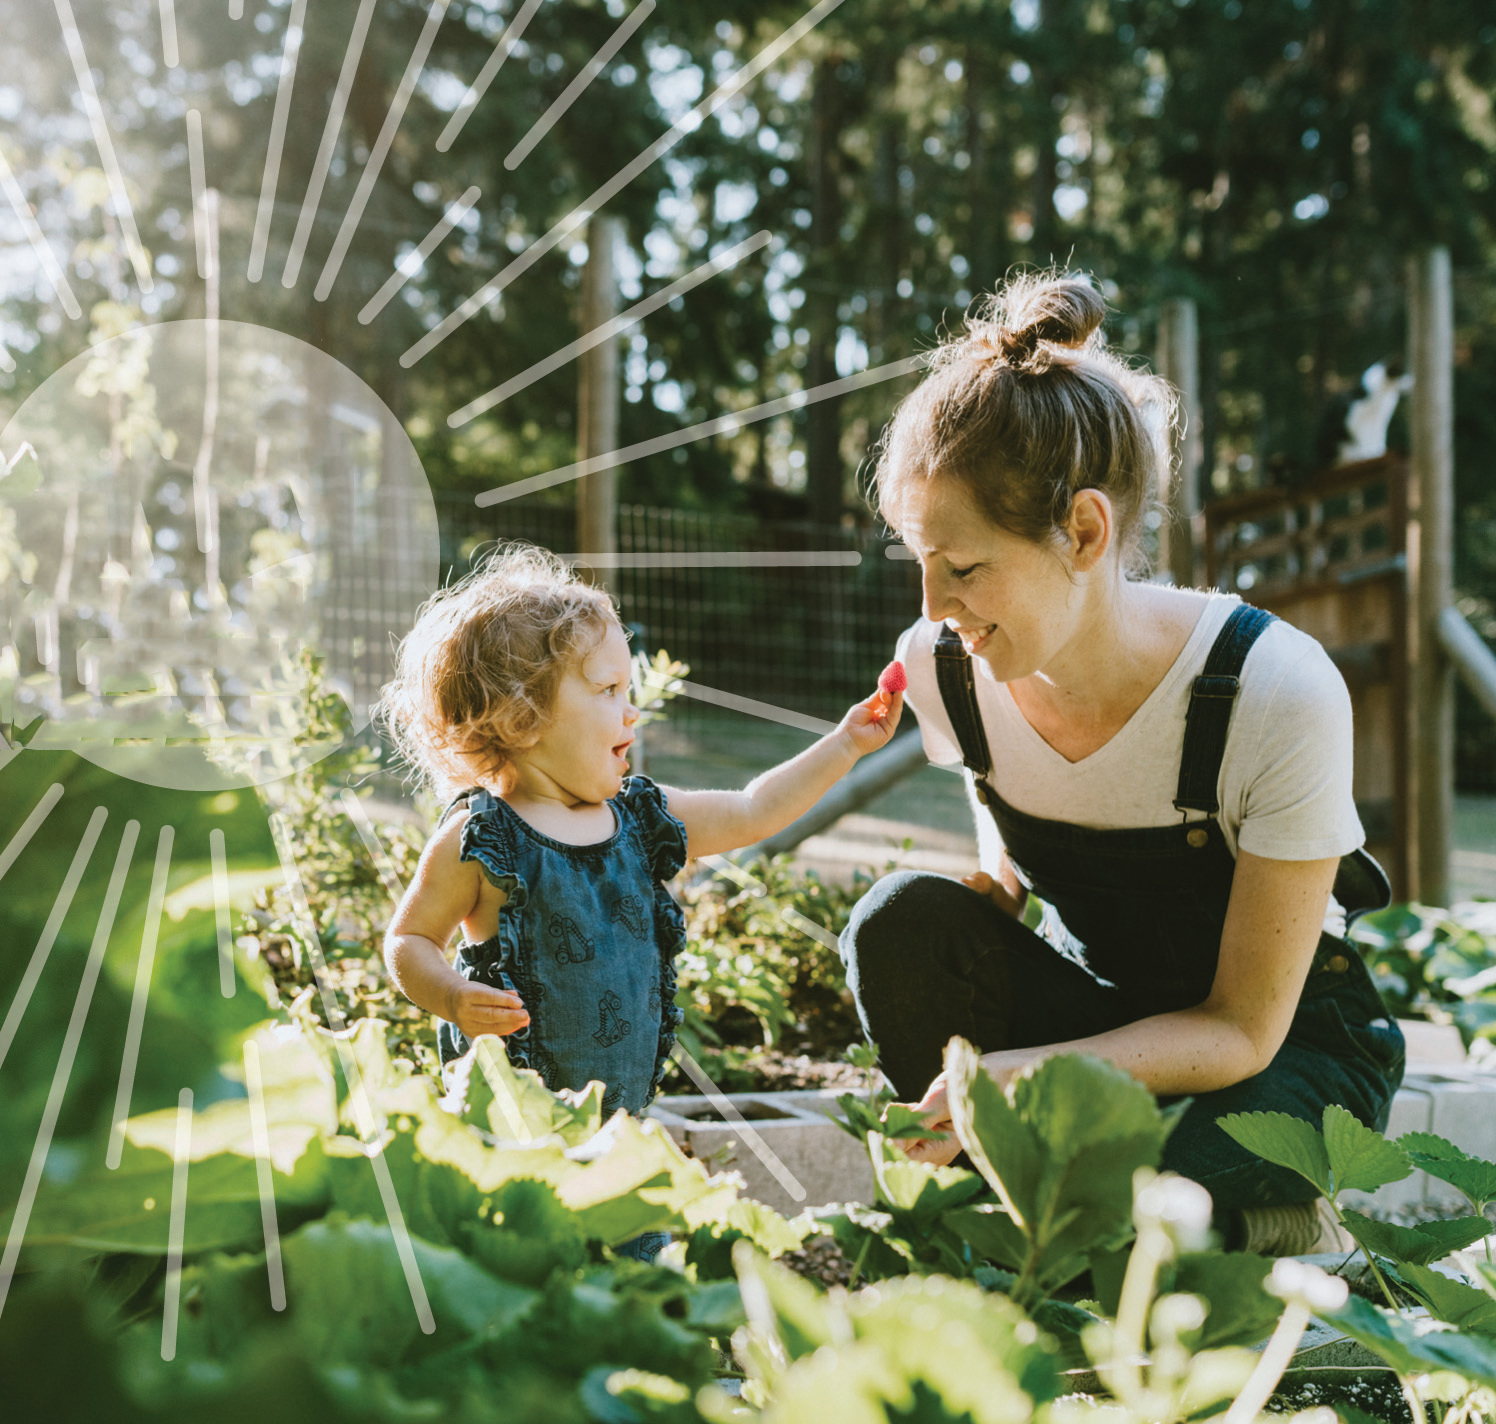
[1408,246,1454,906]
[1157,297,1202,588]
[577,216,622,585]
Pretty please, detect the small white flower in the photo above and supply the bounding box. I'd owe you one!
[1266,1257,1349,1314]
[1134,1170,1214,1252]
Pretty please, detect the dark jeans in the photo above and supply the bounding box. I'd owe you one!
[839,871,1405,1212]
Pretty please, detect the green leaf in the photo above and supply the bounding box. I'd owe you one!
[732,1243,844,1366]
[874,1158,987,1222]
[1392,1261,1496,1334]
[1169,1252,1278,1351]
[1327,1293,1496,1388]
[1400,1131,1496,1208]
[879,1101,948,1142]
[1323,1103,1412,1195]
[277,1215,537,1365]
[457,1177,590,1287]
[945,1204,1029,1273]
[1340,1211,1493,1266]
[942,1038,1043,1228]
[1217,1111,1332,1196]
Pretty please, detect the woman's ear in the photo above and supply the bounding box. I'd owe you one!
[1066,489,1114,572]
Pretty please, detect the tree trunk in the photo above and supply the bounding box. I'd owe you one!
[805,53,845,525]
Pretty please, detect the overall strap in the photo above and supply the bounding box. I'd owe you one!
[439,785,497,824]
[933,624,996,803]
[1173,604,1276,817]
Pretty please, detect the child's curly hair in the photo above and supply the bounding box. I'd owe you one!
[376,543,623,796]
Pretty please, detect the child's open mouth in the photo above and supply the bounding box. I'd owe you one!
[612,740,634,763]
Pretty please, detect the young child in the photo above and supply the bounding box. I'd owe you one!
[379,543,903,1139]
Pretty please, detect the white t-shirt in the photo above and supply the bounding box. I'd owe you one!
[896,591,1365,934]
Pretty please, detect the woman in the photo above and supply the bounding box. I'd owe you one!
[840,271,1404,1253]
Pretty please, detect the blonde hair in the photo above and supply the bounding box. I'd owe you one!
[377,543,621,795]
[873,271,1175,575]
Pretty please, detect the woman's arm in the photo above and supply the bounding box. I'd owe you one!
[660,689,903,859]
[904,849,1339,1162]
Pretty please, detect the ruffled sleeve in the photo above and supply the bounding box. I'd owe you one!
[614,775,688,882]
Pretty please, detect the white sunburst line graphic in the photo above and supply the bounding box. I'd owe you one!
[448,229,771,425]
[402,0,848,369]
[210,828,235,999]
[282,0,378,290]
[51,0,154,293]
[247,0,307,284]
[0,145,83,322]
[475,354,922,507]
[358,185,482,326]
[192,188,222,560]
[0,339,13,374]
[107,825,174,1170]
[0,806,108,1074]
[314,0,453,303]
[158,0,179,69]
[160,1087,193,1361]
[338,788,408,905]
[185,110,211,279]
[556,551,861,570]
[435,0,547,154]
[229,0,244,19]
[503,0,656,172]
[0,785,65,885]
[0,819,139,1322]
[668,1042,807,1203]
[241,1039,287,1311]
[672,681,836,737]
[270,813,435,1333]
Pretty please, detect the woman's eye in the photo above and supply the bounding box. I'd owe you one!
[950,564,978,580]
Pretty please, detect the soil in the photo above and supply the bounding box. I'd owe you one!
[656,1049,874,1097]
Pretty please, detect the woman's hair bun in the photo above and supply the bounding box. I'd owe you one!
[964,272,1106,372]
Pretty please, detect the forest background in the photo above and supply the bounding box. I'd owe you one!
[2,0,1495,774]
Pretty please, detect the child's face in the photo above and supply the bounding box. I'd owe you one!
[508,622,640,805]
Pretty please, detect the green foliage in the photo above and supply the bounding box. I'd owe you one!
[945,1041,1181,1307]
[673,856,870,1066]
[3,1013,797,1421]
[725,1246,1064,1423]
[1351,902,1496,1045]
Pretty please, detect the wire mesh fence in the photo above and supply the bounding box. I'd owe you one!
[431,494,924,724]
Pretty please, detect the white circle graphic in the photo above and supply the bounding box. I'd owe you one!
[0,319,440,791]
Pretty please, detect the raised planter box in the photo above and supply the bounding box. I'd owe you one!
[646,1087,875,1215]
[650,1023,1496,1219]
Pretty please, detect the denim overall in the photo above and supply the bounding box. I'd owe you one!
[841,604,1405,1211]
[437,777,689,1262]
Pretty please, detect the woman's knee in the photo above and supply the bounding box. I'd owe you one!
[840,871,965,973]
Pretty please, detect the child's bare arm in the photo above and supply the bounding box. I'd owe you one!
[662,686,904,860]
[384,815,530,1040]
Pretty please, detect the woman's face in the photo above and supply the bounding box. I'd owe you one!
[893,477,1083,682]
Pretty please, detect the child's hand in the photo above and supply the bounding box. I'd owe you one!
[448,979,530,1040]
[960,869,1026,920]
[839,685,905,756]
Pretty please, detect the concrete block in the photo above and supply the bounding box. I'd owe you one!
[648,1087,875,1215]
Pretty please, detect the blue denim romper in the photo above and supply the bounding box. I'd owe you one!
[436,776,688,1121]
[930,603,1406,1209]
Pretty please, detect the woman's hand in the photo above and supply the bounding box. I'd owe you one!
[447,979,530,1040]
[897,1073,964,1167]
[959,868,1027,920]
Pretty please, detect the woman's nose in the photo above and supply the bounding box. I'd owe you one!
[921,565,961,623]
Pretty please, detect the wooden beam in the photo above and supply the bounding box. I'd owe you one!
[577,215,622,587]
[1157,297,1201,588]
[1408,247,1454,906]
